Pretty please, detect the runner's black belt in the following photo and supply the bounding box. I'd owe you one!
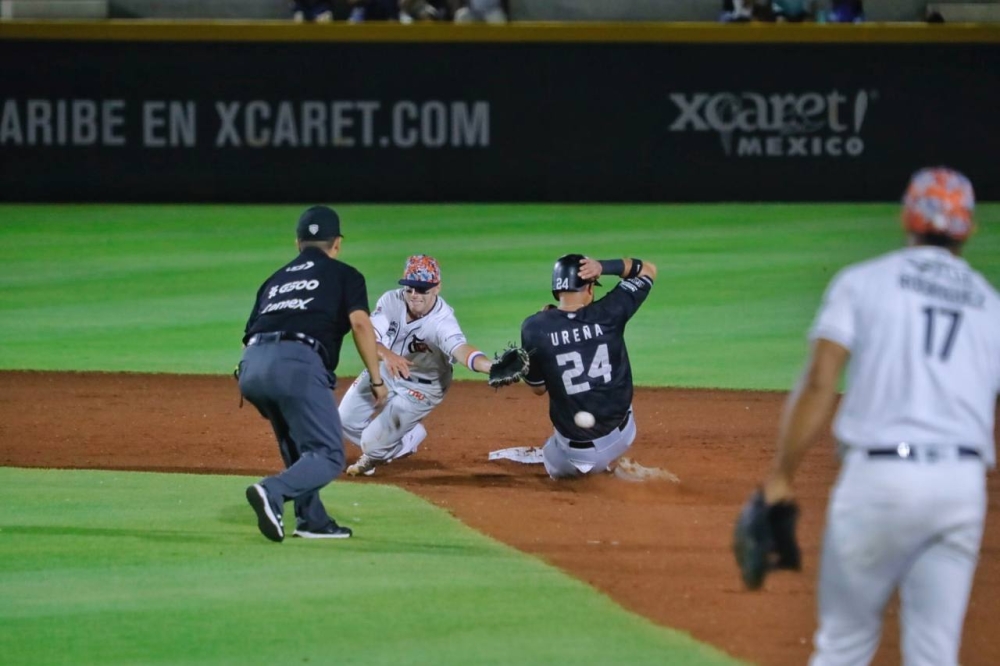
[400,376,433,385]
[568,410,631,449]
[866,445,981,461]
[247,331,329,364]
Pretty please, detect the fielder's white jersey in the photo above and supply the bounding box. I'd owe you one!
[370,289,467,388]
[811,246,1000,467]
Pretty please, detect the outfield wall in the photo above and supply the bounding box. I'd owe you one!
[1,22,998,202]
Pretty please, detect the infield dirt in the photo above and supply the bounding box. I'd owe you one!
[3,371,998,666]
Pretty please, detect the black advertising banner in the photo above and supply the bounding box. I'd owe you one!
[1,37,998,202]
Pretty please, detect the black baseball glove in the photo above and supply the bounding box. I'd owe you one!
[488,346,529,388]
[732,489,801,590]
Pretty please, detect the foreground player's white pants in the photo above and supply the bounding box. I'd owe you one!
[810,448,986,666]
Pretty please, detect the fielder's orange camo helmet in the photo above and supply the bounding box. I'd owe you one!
[398,254,441,289]
[902,167,976,241]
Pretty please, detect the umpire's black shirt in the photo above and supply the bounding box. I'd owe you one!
[243,246,370,374]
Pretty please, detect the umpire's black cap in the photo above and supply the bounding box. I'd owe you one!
[297,206,343,240]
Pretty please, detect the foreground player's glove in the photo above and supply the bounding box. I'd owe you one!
[488,346,529,388]
[732,489,801,590]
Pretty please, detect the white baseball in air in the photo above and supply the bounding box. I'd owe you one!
[574,411,596,428]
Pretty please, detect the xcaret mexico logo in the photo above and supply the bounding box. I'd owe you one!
[669,90,876,158]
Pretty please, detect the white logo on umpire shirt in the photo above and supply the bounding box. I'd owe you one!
[261,297,314,313]
[268,279,320,299]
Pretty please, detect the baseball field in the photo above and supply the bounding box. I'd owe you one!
[2,203,999,665]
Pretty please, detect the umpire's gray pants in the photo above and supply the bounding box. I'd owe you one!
[238,340,345,531]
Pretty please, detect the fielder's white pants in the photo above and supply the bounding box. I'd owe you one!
[810,448,986,666]
[339,370,442,462]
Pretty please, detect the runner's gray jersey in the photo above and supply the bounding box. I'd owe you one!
[521,276,653,441]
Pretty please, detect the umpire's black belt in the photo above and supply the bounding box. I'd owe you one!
[866,444,981,462]
[568,410,631,449]
[247,331,328,364]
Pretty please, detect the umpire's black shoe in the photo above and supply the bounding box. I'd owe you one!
[245,483,284,542]
[292,521,353,539]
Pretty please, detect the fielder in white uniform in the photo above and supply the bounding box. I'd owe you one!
[340,254,495,476]
[760,167,999,666]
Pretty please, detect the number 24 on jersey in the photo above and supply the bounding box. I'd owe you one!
[556,343,612,394]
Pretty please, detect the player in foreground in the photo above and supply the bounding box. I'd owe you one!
[734,167,1000,665]
[520,254,656,478]
[340,254,525,476]
[238,206,387,541]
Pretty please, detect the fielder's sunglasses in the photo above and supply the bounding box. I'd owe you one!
[403,285,433,295]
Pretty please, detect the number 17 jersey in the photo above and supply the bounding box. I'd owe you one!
[812,245,1000,467]
[521,276,654,441]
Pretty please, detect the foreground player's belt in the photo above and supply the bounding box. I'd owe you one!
[247,331,328,363]
[866,443,981,462]
[400,376,433,385]
[568,410,631,449]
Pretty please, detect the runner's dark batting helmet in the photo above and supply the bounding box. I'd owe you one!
[551,254,600,300]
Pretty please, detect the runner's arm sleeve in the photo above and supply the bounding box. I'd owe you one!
[596,275,654,324]
[521,318,546,388]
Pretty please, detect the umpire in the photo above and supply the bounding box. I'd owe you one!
[238,205,387,542]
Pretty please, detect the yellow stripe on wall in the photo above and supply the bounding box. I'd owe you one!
[1,20,999,44]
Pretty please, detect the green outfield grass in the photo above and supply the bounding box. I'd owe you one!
[2,203,999,665]
[0,468,742,666]
[2,203,996,389]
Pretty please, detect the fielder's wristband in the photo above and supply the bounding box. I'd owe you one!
[467,351,486,372]
[626,259,643,279]
[599,259,626,277]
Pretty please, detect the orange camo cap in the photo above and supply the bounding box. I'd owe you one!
[901,167,975,241]
[398,254,441,288]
